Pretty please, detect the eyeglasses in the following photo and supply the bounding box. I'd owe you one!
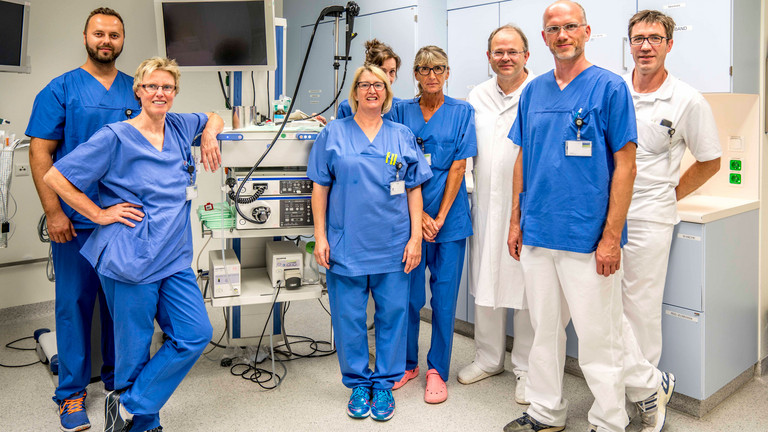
[544,23,587,34]
[356,81,386,91]
[629,35,667,46]
[415,65,447,76]
[140,84,176,93]
[491,50,527,60]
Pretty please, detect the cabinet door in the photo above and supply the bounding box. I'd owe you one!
[446,3,500,99]
[369,7,418,101]
[663,222,704,311]
[297,21,337,114]
[636,0,731,92]
[500,0,635,77]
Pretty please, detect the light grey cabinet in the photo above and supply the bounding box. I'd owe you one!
[636,0,760,93]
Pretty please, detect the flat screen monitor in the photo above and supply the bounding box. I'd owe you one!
[154,0,276,72]
[0,0,31,73]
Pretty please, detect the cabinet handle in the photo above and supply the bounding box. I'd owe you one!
[622,37,628,71]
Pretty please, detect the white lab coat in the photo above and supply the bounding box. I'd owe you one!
[466,72,535,309]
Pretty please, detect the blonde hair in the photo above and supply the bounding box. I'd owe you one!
[413,45,449,97]
[348,65,394,114]
[133,57,181,100]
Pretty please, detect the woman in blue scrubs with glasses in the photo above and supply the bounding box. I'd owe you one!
[44,57,223,432]
[309,65,432,421]
[390,45,477,404]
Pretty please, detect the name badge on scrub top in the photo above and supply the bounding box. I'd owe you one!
[424,154,432,165]
[186,184,198,200]
[565,140,592,157]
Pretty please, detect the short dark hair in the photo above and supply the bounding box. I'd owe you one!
[628,9,675,40]
[84,7,124,34]
[487,24,529,53]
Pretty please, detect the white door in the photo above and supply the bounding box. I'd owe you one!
[446,3,500,99]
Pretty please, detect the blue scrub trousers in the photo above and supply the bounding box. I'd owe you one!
[405,239,466,381]
[52,228,115,403]
[326,270,409,390]
[100,268,212,432]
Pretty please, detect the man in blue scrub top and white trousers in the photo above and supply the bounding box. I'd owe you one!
[459,24,536,404]
[27,8,138,431]
[504,2,674,432]
[621,10,720,429]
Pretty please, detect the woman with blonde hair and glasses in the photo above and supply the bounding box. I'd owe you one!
[309,65,432,421]
[390,45,477,404]
[44,57,223,432]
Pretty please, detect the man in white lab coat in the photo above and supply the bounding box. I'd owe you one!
[622,9,721,427]
[458,24,535,405]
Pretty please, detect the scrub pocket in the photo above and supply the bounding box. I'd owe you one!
[637,120,672,155]
[98,219,152,284]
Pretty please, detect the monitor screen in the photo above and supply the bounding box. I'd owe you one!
[155,0,276,71]
[0,0,30,73]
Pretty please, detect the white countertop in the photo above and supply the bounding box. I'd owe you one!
[677,195,759,223]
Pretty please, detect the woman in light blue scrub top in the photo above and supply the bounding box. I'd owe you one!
[389,45,477,404]
[337,39,402,120]
[309,65,432,421]
[44,57,223,432]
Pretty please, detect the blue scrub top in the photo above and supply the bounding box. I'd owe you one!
[336,97,401,121]
[54,112,208,284]
[390,95,477,243]
[509,66,637,253]
[26,68,140,229]
[307,117,433,277]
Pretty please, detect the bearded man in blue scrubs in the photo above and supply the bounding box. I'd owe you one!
[504,2,673,432]
[27,8,139,432]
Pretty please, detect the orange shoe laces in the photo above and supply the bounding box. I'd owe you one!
[60,392,86,415]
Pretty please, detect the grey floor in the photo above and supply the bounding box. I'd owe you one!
[1,298,767,432]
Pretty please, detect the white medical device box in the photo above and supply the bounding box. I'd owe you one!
[209,249,241,298]
[265,241,303,288]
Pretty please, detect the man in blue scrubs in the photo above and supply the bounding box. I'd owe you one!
[27,8,139,432]
[504,2,673,432]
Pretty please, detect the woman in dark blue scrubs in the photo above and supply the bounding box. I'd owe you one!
[389,45,477,404]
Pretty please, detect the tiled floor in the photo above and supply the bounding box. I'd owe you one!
[1,298,765,432]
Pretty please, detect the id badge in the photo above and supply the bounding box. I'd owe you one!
[186,185,198,201]
[390,180,405,195]
[424,153,432,166]
[565,140,592,157]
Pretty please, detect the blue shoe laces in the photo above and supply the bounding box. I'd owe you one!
[372,390,394,409]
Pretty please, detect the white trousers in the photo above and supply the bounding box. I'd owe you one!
[621,219,674,366]
[521,246,626,432]
[472,304,533,376]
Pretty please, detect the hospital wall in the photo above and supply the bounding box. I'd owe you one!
[1,0,767,374]
[0,0,284,309]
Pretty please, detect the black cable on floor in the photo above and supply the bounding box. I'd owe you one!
[0,336,41,368]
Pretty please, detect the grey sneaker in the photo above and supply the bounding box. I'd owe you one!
[503,413,565,432]
[104,391,132,432]
[638,371,676,432]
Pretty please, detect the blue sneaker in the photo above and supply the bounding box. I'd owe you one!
[370,389,395,421]
[346,386,371,419]
[57,391,90,432]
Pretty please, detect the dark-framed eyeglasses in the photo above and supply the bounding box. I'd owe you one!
[544,23,587,34]
[356,81,386,91]
[491,50,527,60]
[415,65,447,76]
[629,35,667,46]
[140,84,176,93]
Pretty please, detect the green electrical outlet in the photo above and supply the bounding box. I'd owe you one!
[729,159,742,171]
[729,173,742,184]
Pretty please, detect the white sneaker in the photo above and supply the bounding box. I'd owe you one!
[515,373,530,405]
[638,371,676,432]
[457,362,503,384]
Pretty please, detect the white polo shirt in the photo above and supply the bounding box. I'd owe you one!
[623,72,722,224]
